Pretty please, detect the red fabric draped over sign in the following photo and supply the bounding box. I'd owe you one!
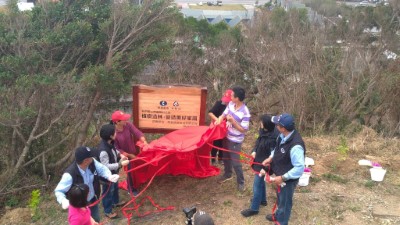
[130,123,227,188]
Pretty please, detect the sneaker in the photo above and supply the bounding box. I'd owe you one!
[238,184,245,192]
[113,201,127,208]
[261,201,267,206]
[241,209,258,217]
[218,176,233,184]
[266,214,275,221]
[105,212,119,219]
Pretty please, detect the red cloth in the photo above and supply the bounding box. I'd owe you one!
[129,123,227,188]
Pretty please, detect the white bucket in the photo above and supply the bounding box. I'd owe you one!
[298,172,311,186]
[370,167,386,182]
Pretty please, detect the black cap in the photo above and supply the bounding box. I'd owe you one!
[75,146,93,164]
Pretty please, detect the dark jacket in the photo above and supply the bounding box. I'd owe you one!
[98,139,120,174]
[65,161,100,200]
[271,130,306,179]
[251,129,277,172]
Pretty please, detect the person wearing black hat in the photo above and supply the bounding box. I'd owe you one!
[262,113,306,225]
[55,146,120,222]
[98,124,130,219]
[241,114,277,217]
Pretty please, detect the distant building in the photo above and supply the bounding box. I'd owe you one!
[179,4,255,27]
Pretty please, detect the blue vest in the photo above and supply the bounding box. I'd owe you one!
[271,130,306,180]
[65,161,100,200]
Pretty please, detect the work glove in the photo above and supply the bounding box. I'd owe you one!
[108,174,120,183]
[120,159,130,167]
[61,199,70,209]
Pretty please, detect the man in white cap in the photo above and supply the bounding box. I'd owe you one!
[55,146,120,222]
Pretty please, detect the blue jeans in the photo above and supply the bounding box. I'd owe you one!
[275,180,298,225]
[250,174,266,211]
[102,182,119,214]
[222,139,244,185]
[89,197,100,222]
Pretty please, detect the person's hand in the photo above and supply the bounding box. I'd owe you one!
[226,114,234,123]
[251,152,256,158]
[214,118,221,125]
[120,155,128,161]
[262,157,272,166]
[120,159,129,166]
[274,176,284,185]
[127,153,136,159]
[259,169,266,177]
[61,199,69,209]
[108,174,120,183]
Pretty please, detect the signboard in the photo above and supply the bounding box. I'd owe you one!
[132,85,207,133]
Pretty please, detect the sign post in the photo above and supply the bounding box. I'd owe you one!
[132,85,207,133]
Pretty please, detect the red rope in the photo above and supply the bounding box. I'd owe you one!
[118,156,175,224]
[207,141,281,225]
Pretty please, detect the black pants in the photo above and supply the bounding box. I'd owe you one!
[211,139,223,162]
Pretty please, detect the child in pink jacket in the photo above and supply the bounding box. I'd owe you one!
[68,184,98,225]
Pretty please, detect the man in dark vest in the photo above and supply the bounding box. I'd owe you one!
[262,113,305,225]
[54,146,120,222]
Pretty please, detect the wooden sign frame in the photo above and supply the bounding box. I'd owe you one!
[132,85,207,133]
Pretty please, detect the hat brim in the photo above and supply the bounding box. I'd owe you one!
[119,114,131,121]
[221,96,231,103]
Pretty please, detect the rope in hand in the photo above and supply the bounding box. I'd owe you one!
[206,142,281,225]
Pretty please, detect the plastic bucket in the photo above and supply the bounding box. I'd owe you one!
[370,167,386,182]
[298,172,311,186]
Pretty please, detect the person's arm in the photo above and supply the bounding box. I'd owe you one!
[54,173,73,205]
[282,145,305,180]
[99,151,119,171]
[227,107,250,133]
[226,114,246,133]
[262,150,274,166]
[208,101,220,122]
[208,112,218,122]
[93,159,112,180]
[128,122,147,145]
[139,136,148,145]
[90,216,98,225]
[215,105,229,125]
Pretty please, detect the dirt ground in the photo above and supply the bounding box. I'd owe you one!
[1,126,400,225]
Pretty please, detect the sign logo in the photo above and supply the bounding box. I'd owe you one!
[173,101,179,107]
[160,100,167,106]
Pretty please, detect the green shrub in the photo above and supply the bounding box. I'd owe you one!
[28,189,41,221]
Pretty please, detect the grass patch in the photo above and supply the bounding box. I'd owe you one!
[310,176,322,183]
[349,205,361,212]
[364,180,377,188]
[189,4,246,11]
[322,173,348,184]
[223,200,232,206]
[298,187,311,193]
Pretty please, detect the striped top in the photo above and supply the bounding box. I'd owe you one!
[222,101,251,143]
